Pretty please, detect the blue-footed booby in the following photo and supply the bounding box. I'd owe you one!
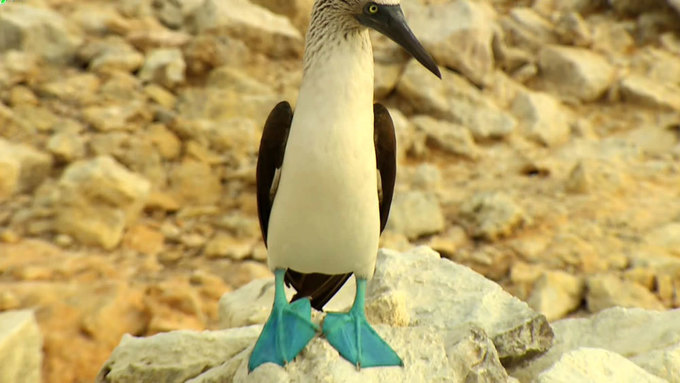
[249,0,440,372]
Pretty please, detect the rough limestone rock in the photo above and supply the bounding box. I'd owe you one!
[404,0,498,86]
[632,342,680,382]
[510,307,680,381]
[88,40,145,74]
[97,247,553,382]
[397,62,516,141]
[645,222,680,257]
[619,75,680,111]
[528,270,584,322]
[0,138,53,201]
[250,0,315,32]
[411,116,481,159]
[386,191,446,240]
[535,348,667,383]
[0,4,83,64]
[459,191,529,241]
[47,131,86,163]
[222,247,553,363]
[511,90,571,147]
[187,0,303,58]
[538,45,615,102]
[564,158,629,194]
[53,156,151,249]
[96,326,262,383]
[500,7,559,51]
[0,310,42,383]
[586,274,665,312]
[138,48,186,89]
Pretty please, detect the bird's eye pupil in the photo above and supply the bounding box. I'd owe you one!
[368,4,378,14]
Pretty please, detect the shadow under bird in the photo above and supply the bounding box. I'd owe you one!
[250,0,440,372]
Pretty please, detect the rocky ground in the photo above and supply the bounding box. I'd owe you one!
[0,0,679,382]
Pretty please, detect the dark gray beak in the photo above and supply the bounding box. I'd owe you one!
[357,4,441,79]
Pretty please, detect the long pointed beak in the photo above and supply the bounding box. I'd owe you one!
[358,5,441,79]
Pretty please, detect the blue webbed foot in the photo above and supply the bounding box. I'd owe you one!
[248,270,319,372]
[322,279,403,369]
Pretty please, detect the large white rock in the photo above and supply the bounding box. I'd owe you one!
[535,348,667,383]
[510,307,680,381]
[0,310,42,383]
[511,90,571,147]
[250,0,315,32]
[96,326,262,383]
[528,270,584,322]
[98,247,553,382]
[632,342,680,382]
[500,7,558,51]
[385,191,446,240]
[585,274,665,312]
[98,323,508,383]
[538,45,615,102]
[0,4,83,64]
[0,138,53,201]
[186,0,303,58]
[52,156,151,249]
[410,116,481,159]
[459,191,528,241]
[138,48,186,89]
[397,62,516,141]
[403,0,498,86]
[619,75,680,111]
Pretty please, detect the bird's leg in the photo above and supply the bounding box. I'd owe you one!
[248,269,318,372]
[322,278,403,369]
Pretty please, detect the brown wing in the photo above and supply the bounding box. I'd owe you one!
[373,103,397,233]
[256,101,293,242]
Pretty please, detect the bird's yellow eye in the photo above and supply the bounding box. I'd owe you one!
[367,4,379,14]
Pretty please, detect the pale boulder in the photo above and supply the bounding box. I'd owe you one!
[511,90,571,147]
[510,307,680,381]
[250,0,315,32]
[186,0,303,58]
[0,138,53,201]
[53,156,151,249]
[138,48,186,89]
[528,270,584,321]
[397,62,516,141]
[500,7,559,51]
[538,45,615,102]
[98,247,554,382]
[0,4,83,64]
[619,75,680,111]
[411,116,481,159]
[460,191,529,241]
[632,342,680,382]
[585,274,665,312]
[0,310,42,383]
[386,191,446,240]
[535,348,667,383]
[404,0,498,86]
[645,222,680,256]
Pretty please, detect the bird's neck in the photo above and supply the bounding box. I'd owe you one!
[299,17,374,110]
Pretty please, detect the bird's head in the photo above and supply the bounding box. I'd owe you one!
[352,0,441,78]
